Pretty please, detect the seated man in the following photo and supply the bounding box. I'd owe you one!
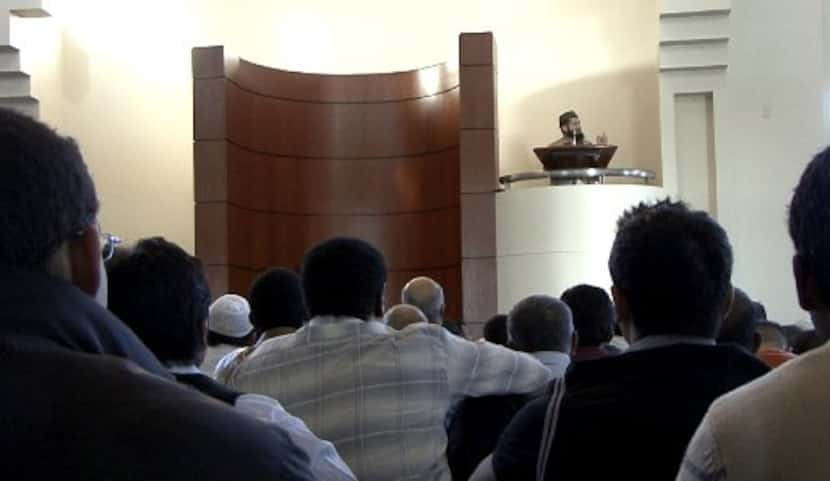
[0,108,315,480]
[224,237,552,481]
[215,267,309,380]
[474,200,769,481]
[561,284,618,362]
[384,304,429,330]
[107,237,356,481]
[677,146,830,481]
[549,110,607,146]
[448,295,575,481]
[201,294,254,375]
[401,275,467,337]
[754,321,797,368]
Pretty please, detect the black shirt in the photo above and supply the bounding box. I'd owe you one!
[492,343,770,481]
[0,269,316,481]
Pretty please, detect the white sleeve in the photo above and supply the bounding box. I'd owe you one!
[213,347,244,382]
[676,416,727,481]
[235,394,357,481]
[444,331,552,403]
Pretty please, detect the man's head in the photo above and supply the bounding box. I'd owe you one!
[0,109,105,302]
[790,146,830,340]
[207,294,254,347]
[560,285,615,348]
[559,110,582,138]
[755,321,790,352]
[507,295,575,354]
[610,199,733,341]
[302,237,387,320]
[106,237,211,366]
[717,288,760,352]
[483,314,508,346]
[401,276,445,325]
[384,304,428,330]
[248,267,307,335]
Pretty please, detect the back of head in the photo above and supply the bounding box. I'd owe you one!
[756,321,789,351]
[717,288,760,351]
[208,294,253,339]
[789,146,830,311]
[248,267,307,333]
[302,237,387,320]
[483,314,508,345]
[560,285,614,347]
[384,304,428,330]
[609,199,733,338]
[508,295,574,353]
[401,276,445,324]
[0,108,98,271]
[106,237,211,365]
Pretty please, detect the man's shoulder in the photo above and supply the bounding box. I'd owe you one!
[0,344,315,480]
[709,344,830,423]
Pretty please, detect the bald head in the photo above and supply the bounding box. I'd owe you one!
[718,288,760,352]
[756,321,789,351]
[401,277,445,325]
[384,304,429,330]
[508,295,574,354]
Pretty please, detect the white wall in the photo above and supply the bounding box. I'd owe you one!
[660,0,830,323]
[9,0,659,253]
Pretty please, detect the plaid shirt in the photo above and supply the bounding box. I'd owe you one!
[225,316,552,481]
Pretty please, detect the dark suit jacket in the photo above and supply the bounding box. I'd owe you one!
[0,269,315,481]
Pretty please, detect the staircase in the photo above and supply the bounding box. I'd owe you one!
[0,0,49,118]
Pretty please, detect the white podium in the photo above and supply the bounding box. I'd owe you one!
[496,184,667,312]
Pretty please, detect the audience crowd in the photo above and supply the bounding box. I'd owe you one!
[2,107,829,480]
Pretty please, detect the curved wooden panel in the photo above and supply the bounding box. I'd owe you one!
[229,59,460,103]
[225,143,460,214]
[219,204,460,271]
[226,82,460,158]
[223,265,462,322]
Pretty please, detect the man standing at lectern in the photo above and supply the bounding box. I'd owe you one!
[550,110,608,146]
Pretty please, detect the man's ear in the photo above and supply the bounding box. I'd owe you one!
[571,330,579,357]
[722,286,736,321]
[66,225,102,299]
[794,254,821,311]
[611,286,633,341]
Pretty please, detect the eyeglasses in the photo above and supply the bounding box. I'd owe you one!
[100,232,122,261]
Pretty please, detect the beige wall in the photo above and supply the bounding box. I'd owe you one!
[13,0,659,252]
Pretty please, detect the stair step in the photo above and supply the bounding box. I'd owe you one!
[0,96,39,118]
[0,71,30,97]
[0,46,21,71]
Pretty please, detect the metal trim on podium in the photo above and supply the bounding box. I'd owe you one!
[499,168,657,189]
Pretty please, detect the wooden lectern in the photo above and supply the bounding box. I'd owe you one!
[533,145,618,170]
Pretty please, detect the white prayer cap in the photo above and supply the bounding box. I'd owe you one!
[208,294,253,338]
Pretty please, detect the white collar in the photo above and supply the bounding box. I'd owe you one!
[531,351,571,377]
[166,363,202,375]
[628,335,715,353]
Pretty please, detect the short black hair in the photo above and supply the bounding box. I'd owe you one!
[559,110,578,128]
[561,285,615,347]
[718,288,760,352]
[483,314,508,346]
[0,108,98,269]
[106,237,211,365]
[301,237,387,320]
[789,146,830,305]
[609,199,733,338]
[248,267,308,333]
[508,295,574,353]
